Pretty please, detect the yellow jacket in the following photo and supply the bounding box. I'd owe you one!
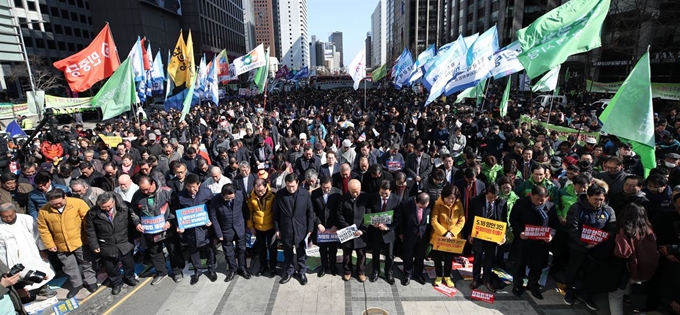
[247,188,275,231]
[429,198,466,245]
[37,197,89,252]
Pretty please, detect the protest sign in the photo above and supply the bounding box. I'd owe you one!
[471,290,495,304]
[431,236,466,254]
[304,234,320,256]
[98,135,122,148]
[580,225,610,245]
[140,214,165,234]
[433,285,458,297]
[364,210,394,225]
[337,224,359,243]
[387,161,402,171]
[317,231,340,243]
[471,217,507,244]
[176,204,210,230]
[52,297,80,315]
[524,225,552,240]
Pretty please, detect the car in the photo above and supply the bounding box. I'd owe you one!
[533,95,567,108]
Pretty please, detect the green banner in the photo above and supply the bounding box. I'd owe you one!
[364,210,394,225]
[519,115,600,145]
[587,80,680,100]
[0,103,34,119]
[44,95,93,109]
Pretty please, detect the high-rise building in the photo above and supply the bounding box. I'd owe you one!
[0,0,23,94]
[392,0,445,62]
[365,32,372,68]
[277,0,308,69]
[328,31,343,67]
[310,35,317,68]
[371,0,387,67]
[253,0,276,57]
[180,0,246,58]
[314,39,324,68]
[243,0,256,51]
[323,41,337,71]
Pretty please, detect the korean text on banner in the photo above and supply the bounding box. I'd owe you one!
[431,236,466,254]
[580,225,610,245]
[471,290,495,304]
[364,210,393,225]
[337,224,359,243]
[471,217,507,244]
[524,225,552,240]
[317,231,340,243]
[98,135,122,148]
[176,205,210,230]
[140,214,165,234]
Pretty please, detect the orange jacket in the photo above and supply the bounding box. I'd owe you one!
[40,141,63,162]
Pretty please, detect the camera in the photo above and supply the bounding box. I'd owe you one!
[5,264,47,283]
[7,263,24,277]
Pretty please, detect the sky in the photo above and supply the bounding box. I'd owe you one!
[307,0,379,67]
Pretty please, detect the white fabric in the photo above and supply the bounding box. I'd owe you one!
[0,214,54,290]
[203,176,233,194]
[114,183,139,203]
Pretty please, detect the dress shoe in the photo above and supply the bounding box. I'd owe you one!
[85,283,98,293]
[207,271,218,282]
[317,268,326,278]
[415,276,427,285]
[342,274,351,281]
[469,281,480,290]
[279,273,292,284]
[190,275,200,285]
[255,266,268,277]
[401,277,410,286]
[331,267,339,277]
[151,275,167,286]
[369,272,379,282]
[512,287,524,297]
[385,274,395,285]
[238,270,251,280]
[298,273,308,285]
[111,284,122,295]
[358,274,367,282]
[172,274,183,283]
[530,287,544,300]
[224,271,236,282]
[123,278,138,287]
[66,286,82,299]
[484,281,496,293]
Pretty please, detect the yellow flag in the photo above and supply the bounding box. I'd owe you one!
[184,30,195,88]
[168,30,187,87]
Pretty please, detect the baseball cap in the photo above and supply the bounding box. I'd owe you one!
[666,153,680,160]
[342,139,352,147]
[550,156,563,168]
[584,137,597,145]
[154,129,162,136]
[299,133,307,140]
[148,134,156,141]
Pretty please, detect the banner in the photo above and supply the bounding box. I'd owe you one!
[364,210,393,225]
[519,115,600,144]
[431,236,466,254]
[0,103,34,119]
[176,204,210,230]
[337,224,359,243]
[316,231,339,243]
[140,214,166,234]
[98,135,122,148]
[491,41,524,79]
[580,225,610,244]
[586,80,680,100]
[524,225,552,240]
[471,217,507,244]
[44,95,93,109]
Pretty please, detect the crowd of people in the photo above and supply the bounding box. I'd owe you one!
[0,86,679,315]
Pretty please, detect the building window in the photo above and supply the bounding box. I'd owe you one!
[77,0,83,7]
[35,38,45,48]
[22,36,32,47]
[13,0,22,9]
[79,14,86,23]
[39,3,47,12]
[50,6,59,16]
[64,26,72,36]
[47,40,55,49]
[76,43,83,50]
[70,12,78,21]
[61,9,68,18]
[67,42,75,52]
[43,22,52,32]
[68,0,74,5]
[54,25,62,34]
[74,28,81,37]
[26,1,35,11]
[58,41,66,50]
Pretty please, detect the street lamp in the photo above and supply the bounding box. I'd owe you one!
[12,10,44,120]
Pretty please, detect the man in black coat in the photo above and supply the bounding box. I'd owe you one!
[85,192,140,295]
[178,174,217,285]
[404,144,433,186]
[273,173,315,285]
[294,145,321,178]
[311,176,341,277]
[336,179,370,282]
[399,192,431,286]
[332,163,360,194]
[367,180,402,285]
[509,185,558,300]
[361,164,393,194]
[167,162,190,195]
[391,172,418,202]
[233,161,257,195]
[208,184,251,282]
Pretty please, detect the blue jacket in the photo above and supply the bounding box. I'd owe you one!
[27,184,71,219]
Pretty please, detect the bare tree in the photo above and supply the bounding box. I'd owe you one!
[6,55,64,92]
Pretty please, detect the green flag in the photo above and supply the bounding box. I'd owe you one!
[532,65,561,92]
[517,0,610,78]
[455,78,487,104]
[554,86,560,96]
[564,67,570,83]
[254,47,270,94]
[371,64,387,82]
[92,58,135,121]
[599,48,656,176]
[499,78,511,117]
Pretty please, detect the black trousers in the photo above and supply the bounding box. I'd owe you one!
[282,239,307,275]
[432,250,453,278]
[189,243,216,275]
[402,235,428,278]
[564,249,592,296]
[342,247,366,275]
[255,229,278,270]
[319,243,338,270]
[144,233,185,277]
[512,240,549,289]
[103,250,135,286]
[221,234,247,272]
[550,230,570,278]
[473,239,498,282]
[371,237,394,276]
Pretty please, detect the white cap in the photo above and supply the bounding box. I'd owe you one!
[299,133,307,140]
[342,139,352,147]
[585,137,597,144]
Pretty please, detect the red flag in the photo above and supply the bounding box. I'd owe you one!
[53,23,120,92]
[140,37,151,71]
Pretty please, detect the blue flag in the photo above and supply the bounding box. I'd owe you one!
[293,67,309,80]
[424,34,468,106]
[407,44,436,85]
[393,49,414,90]
[444,25,499,96]
[5,120,25,137]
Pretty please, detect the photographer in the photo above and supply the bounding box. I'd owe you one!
[0,260,26,315]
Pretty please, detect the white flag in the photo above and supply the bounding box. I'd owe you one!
[233,44,267,76]
[348,47,366,90]
[532,65,561,92]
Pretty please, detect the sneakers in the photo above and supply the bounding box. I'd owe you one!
[151,274,167,286]
[443,277,454,288]
[564,292,575,306]
[37,285,57,298]
[433,277,442,287]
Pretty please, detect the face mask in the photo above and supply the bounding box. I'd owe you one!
[665,162,677,168]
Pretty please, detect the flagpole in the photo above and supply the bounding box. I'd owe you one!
[480,79,491,112]
[363,79,366,109]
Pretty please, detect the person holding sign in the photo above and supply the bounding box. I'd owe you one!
[336,179,370,282]
[177,174,216,285]
[466,183,507,293]
[367,180,402,285]
[509,185,558,300]
[429,184,465,288]
[563,185,616,311]
[400,192,431,286]
[311,176,341,278]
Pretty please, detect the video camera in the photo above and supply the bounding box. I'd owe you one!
[5,263,47,284]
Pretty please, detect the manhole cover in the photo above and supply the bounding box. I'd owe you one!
[361,307,388,315]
